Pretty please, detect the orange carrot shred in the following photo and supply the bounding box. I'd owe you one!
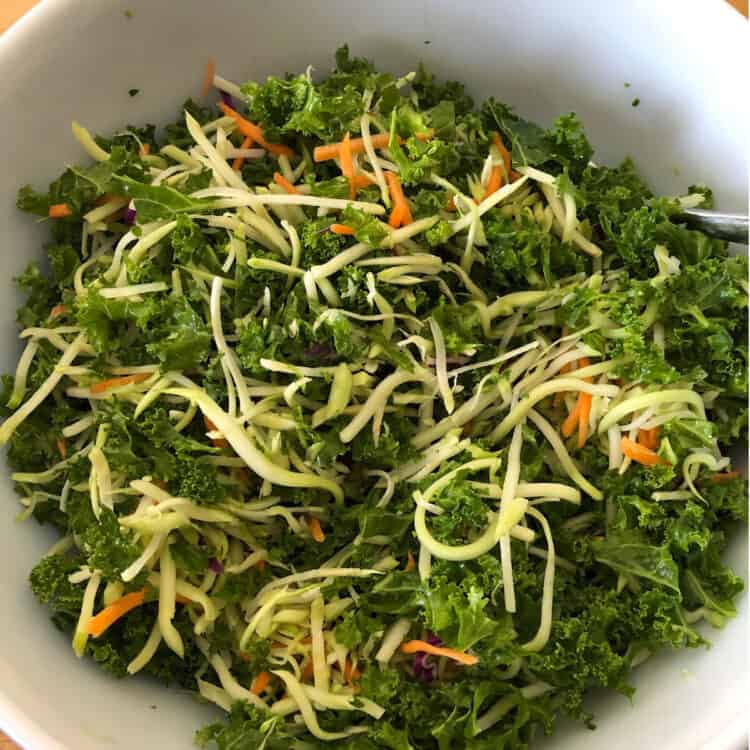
[385,172,412,228]
[649,427,661,450]
[710,471,742,483]
[302,659,315,681]
[400,640,478,666]
[175,594,191,604]
[484,165,504,199]
[87,589,146,637]
[313,132,435,162]
[405,551,416,572]
[339,132,356,199]
[56,439,67,459]
[308,516,325,543]
[203,415,229,448]
[330,223,355,235]
[232,135,255,171]
[351,173,375,189]
[571,357,593,447]
[201,58,216,97]
[577,393,592,448]
[314,133,390,162]
[139,143,151,157]
[343,659,361,684]
[638,427,660,451]
[492,132,512,177]
[561,399,582,438]
[414,129,436,142]
[90,373,150,394]
[218,102,294,158]
[50,304,67,318]
[48,203,72,219]
[273,171,300,195]
[251,671,270,695]
[621,437,667,466]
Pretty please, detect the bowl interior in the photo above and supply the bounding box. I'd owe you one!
[0,1,747,749]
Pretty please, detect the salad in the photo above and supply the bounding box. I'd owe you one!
[3,46,747,749]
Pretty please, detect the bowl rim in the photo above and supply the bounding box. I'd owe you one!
[0,1,747,749]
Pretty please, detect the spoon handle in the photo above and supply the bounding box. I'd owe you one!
[677,208,748,244]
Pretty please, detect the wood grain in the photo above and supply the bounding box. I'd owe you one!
[0,0,37,35]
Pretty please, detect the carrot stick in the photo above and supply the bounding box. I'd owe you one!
[217,102,294,158]
[343,659,361,684]
[414,129,436,142]
[492,133,520,181]
[577,357,592,380]
[86,589,146,637]
[710,470,742,483]
[571,358,593,447]
[302,659,315,681]
[273,171,300,195]
[492,132,512,178]
[251,671,270,695]
[50,304,67,318]
[90,373,151,394]
[400,640,478,666]
[385,172,412,228]
[313,131,436,162]
[351,173,375,189]
[139,143,151,157]
[561,399,582,438]
[56,439,67,459]
[405,551,416,572]
[203,415,229,449]
[201,58,216,97]
[314,133,390,162]
[48,204,72,218]
[638,427,660,451]
[232,135,255,171]
[339,132,356,199]
[577,393,592,448]
[308,516,325,543]
[483,166,504,199]
[330,224,355,235]
[621,437,667,466]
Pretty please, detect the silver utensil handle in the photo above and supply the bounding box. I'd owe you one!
[678,208,748,244]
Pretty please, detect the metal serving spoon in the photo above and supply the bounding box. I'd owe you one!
[676,208,748,244]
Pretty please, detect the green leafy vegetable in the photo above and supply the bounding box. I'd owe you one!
[4,45,745,750]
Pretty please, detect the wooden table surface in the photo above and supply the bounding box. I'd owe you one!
[0,0,746,748]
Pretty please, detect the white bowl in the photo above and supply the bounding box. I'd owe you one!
[0,1,747,748]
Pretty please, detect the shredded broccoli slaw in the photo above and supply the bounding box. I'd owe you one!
[5,47,747,749]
